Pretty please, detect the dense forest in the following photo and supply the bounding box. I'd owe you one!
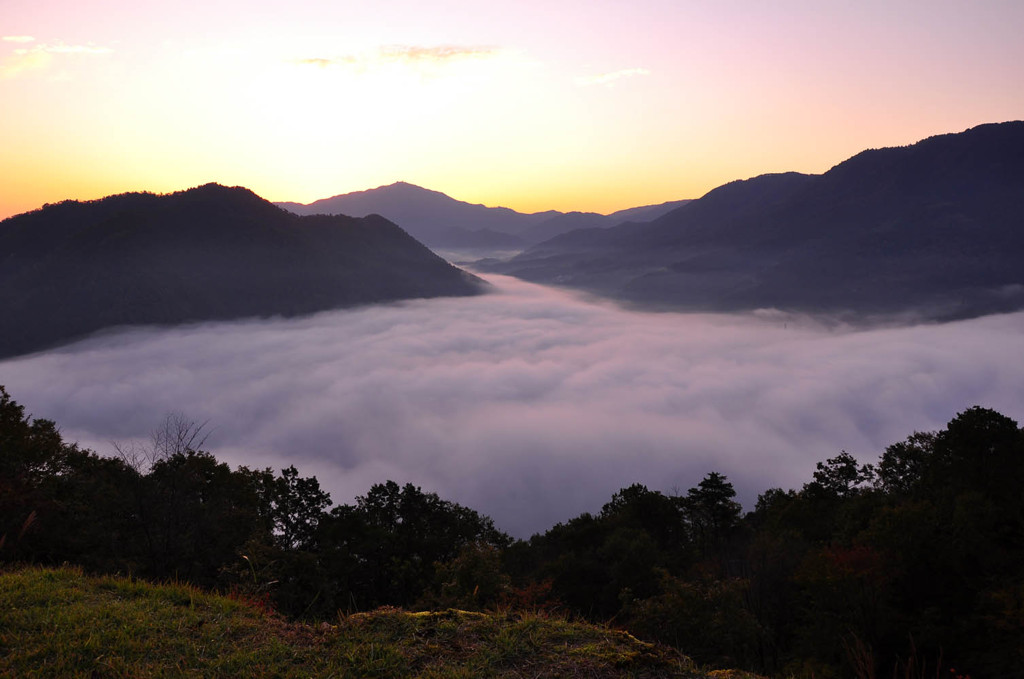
[2,383,1021,678]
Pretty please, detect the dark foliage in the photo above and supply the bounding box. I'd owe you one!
[500,411,1024,677]
[2,383,1022,677]
[0,183,484,359]
[319,481,510,612]
[484,121,1024,320]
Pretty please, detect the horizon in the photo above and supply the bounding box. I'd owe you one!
[0,176,680,221]
[2,119,1019,223]
[3,1,1024,221]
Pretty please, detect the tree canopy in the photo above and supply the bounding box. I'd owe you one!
[2,385,1022,678]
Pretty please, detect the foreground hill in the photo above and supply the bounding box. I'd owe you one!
[0,184,483,359]
[0,567,755,679]
[277,182,689,253]
[482,121,1024,319]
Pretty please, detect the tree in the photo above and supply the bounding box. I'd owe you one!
[624,570,763,670]
[257,465,331,551]
[1,385,76,560]
[317,481,509,610]
[0,385,69,484]
[114,411,210,472]
[930,406,1023,498]
[805,451,875,499]
[875,432,935,496]
[421,542,511,610]
[681,472,742,554]
[601,483,687,549]
[139,450,265,584]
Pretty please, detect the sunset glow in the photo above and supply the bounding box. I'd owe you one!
[2,0,1023,219]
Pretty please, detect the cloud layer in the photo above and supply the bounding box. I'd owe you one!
[3,276,1023,537]
[1,38,112,79]
[295,44,498,71]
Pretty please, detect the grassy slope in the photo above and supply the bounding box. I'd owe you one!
[0,567,759,679]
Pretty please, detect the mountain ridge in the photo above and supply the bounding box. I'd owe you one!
[0,183,485,359]
[480,121,1024,319]
[277,182,690,252]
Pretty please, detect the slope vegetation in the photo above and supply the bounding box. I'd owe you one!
[484,121,1024,319]
[0,183,484,359]
[0,567,756,679]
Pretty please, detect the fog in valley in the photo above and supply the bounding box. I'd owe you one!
[3,275,1023,537]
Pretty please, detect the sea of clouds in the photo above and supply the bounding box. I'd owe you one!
[3,275,1023,537]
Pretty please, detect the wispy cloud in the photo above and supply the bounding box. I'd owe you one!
[294,45,499,71]
[39,42,114,55]
[576,67,651,87]
[380,45,498,63]
[1,39,112,79]
[0,50,52,79]
[295,56,359,68]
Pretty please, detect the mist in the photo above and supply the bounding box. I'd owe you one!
[2,275,1023,537]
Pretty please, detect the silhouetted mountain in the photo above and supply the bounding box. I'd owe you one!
[482,122,1024,319]
[606,199,692,223]
[434,227,526,249]
[276,183,688,253]
[520,211,613,245]
[0,184,484,359]
[277,182,551,249]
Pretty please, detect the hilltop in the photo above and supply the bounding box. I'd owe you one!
[0,183,484,359]
[0,567,756,679]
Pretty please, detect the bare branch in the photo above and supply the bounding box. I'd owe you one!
[150,412,211,461]
[112,412,212,472]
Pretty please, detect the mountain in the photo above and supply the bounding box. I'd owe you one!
[277,183,688,253]
[0,183,484,359]
[277,182,552,249]
[606,199,692,223]
[481,122,1024,319]
[519,211,614,245]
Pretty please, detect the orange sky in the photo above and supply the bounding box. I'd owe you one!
[2,0,1023,220]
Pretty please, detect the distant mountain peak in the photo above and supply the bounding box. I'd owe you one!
[276,184,692,252]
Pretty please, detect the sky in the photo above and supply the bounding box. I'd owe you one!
[2,0,1023,220]
[2,275,1023,537]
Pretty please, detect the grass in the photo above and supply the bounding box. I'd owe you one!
[0,566,763,678]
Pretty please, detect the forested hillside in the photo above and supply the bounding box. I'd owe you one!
[483,121,1024,320]
[2,383,1021,677]
[0,184,484,359]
